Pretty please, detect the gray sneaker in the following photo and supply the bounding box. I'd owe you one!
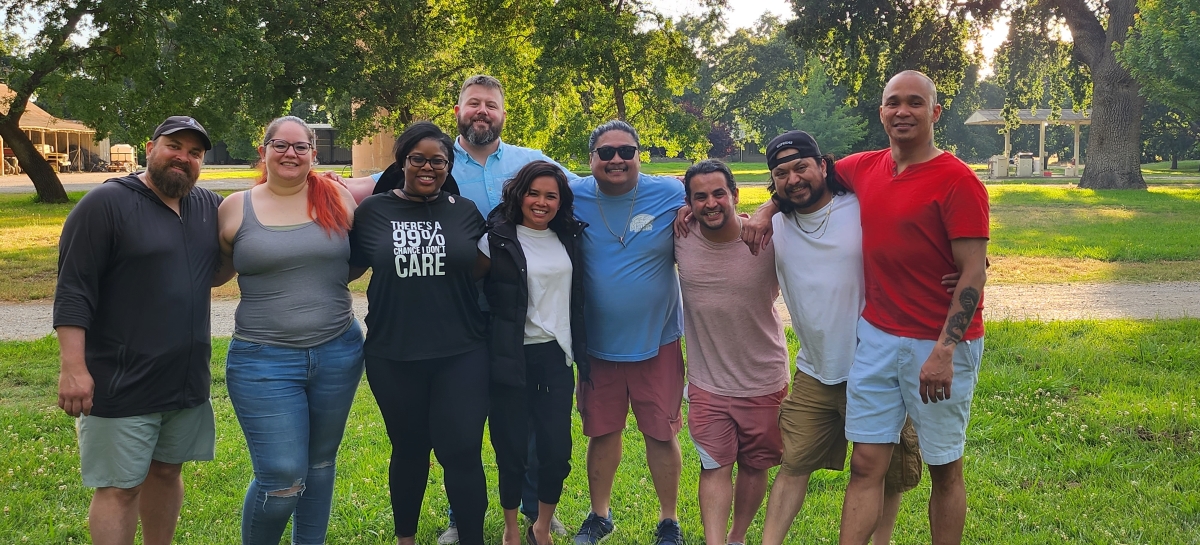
[523,513,568,536]
[573,510,614,544]
[437,525,459,545]
[550,515,568,536]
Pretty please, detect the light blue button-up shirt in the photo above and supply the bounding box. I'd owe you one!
[373,138,579,216]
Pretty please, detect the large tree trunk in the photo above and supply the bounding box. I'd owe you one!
[0,118,69,203]
[1055,0,1146,189]
[1078,54,1147,189]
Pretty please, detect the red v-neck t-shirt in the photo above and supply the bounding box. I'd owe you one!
[835,149,989,341]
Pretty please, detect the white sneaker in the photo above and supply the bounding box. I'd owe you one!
[437,525,459,545]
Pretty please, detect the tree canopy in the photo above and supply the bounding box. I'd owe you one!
[1118,0,1200,120]
[785,0,1149,189]
[2,0,1193,201]
[1,0,361,202]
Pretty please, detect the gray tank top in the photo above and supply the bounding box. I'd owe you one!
[232,189,354,347]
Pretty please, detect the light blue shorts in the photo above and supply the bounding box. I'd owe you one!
[845,318,984,466]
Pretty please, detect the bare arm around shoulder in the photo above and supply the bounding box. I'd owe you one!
[741,198,779,255]
[342,175,377,205]
[212,191,245,287]
[919,237,988,404]
[331,181,371,283]
[57,325,93,417]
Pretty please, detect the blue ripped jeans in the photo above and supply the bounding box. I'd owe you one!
[226,321,365,545]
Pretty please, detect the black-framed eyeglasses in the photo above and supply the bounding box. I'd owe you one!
[591,145,638,161]
[265,139,314,154]
[407,155,449,170]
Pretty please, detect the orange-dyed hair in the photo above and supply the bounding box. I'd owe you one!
[255,170,350,236]
[257,116,350,236]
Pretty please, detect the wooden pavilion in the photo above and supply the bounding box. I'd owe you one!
[1,84,106,175]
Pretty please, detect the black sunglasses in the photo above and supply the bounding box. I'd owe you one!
[591,145,638,161]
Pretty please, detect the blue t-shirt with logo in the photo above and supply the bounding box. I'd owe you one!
[571,173,685,361]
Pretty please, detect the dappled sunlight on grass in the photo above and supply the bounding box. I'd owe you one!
[0,184,1196,302]
[989,187,1200,262]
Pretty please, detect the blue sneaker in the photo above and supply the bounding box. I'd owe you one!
[573,510,614,544]
[653,518,685,545]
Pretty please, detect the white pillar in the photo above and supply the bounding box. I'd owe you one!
[1073,124,1081,166]
[1003,130,1011,159]
[1039,122,1047,164]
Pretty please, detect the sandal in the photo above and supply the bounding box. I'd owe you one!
[526,524,551,545]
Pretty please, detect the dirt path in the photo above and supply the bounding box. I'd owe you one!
[0,172,253,194]
[4,282,1198,341]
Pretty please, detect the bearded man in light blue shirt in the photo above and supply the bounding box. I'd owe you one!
[348,75,576,216]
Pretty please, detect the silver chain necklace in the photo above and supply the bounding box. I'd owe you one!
[596,180,639,248]
[793,195,834,239]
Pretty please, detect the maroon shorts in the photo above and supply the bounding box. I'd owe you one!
[686,384,786,470]
[576,340,685,441]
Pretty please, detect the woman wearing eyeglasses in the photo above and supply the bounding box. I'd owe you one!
[214,116,363,544]
[348,121,491,545]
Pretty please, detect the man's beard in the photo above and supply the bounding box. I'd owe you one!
[457,115,503,146]
[147,159,199,199]
[786,183,827,211]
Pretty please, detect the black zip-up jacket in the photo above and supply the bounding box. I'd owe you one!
[53,174,221,418]
[484,216,589,387]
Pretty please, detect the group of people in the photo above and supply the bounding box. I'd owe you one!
[53,69,988,545]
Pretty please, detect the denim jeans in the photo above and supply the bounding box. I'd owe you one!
[226,321,365,545]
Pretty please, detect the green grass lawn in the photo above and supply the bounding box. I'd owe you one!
[1142,159,1200,175]
[734,185,1200,284]
[2,319,1197,543]
[3,183,1199,302]
[638,161,772,183]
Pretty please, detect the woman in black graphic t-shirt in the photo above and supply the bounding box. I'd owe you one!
[349,122,490,545]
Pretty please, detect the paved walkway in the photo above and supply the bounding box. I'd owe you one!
[4,282,1198,341]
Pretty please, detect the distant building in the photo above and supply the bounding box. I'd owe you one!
[0,83,107,175]
[204,123,352,165]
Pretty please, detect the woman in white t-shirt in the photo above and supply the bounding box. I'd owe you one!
[478,160,588,545]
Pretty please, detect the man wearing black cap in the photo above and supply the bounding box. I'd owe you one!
[742,71,989,545]
[752,130,924,545]
[54,115,222,545]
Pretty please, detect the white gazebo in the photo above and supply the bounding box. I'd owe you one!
[964,108,1091,167]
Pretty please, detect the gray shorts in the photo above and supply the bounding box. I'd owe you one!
[77,399,216,489]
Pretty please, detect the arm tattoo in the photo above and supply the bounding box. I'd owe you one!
[942,287,981,346]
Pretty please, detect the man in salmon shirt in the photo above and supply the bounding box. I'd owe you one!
[742,70,989,544]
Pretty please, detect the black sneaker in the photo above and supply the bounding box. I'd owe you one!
[573,510,615,544]
[653,518,685,545]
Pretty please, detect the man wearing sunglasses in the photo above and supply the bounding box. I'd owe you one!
[570,120,688,545]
